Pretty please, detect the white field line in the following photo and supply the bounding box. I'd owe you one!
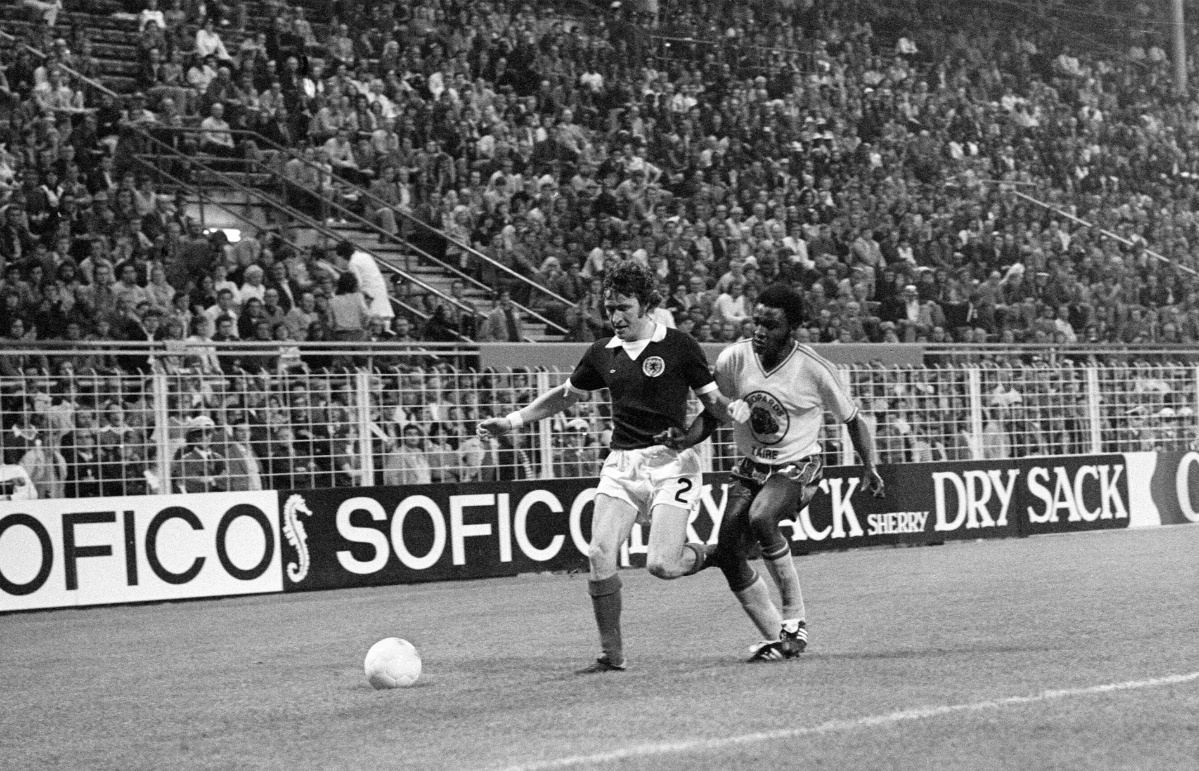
[495,671,1199,771]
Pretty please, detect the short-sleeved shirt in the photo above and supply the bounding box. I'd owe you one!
[715,340,858,464]
[568,324,718,450]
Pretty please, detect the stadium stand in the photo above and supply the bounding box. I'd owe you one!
[1,0,1199,496]
[2,0,1199,345]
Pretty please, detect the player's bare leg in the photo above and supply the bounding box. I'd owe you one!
[749,476,814,655]
[761,548,803,620]
[716,483,786,659]
[732,568,785,661]
[751,476,807,617]
[644,502,706,579]
[581,493,638,672]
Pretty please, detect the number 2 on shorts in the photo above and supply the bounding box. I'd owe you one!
[674,477,693,505]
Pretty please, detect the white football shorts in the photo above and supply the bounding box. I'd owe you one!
[595,445,703,520]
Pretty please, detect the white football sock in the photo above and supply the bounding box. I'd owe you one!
[764,552,805,622]
[734,575,783,639]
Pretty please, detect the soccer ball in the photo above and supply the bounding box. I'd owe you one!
[364,637,422,689]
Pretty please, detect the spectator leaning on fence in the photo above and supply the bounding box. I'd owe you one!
[172,415,227,493]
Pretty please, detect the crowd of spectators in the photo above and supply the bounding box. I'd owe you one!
[114,0,1199,349]
[4,0,1199,351]
[5,0,1199,497]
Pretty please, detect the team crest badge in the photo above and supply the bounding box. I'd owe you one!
[744,391,790,445]
[642,356,665,377]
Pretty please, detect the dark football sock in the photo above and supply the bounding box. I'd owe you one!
[588,574,624,663]
[681,542,715,575]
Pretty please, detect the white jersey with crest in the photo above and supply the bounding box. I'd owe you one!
[714,340,859,464]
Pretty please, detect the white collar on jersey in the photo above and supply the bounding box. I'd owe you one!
[756,340,800,377]
[605,321,666,360]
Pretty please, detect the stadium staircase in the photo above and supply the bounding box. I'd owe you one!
[129,126,572,341]
[312,219,571,343]
[0,0,334,93]
[123,127,469,332]
[1,0,571,342]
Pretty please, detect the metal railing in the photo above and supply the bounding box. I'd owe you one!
[117,126,481,336]
[0,27,121,101]
[200,125,576,329]
[977,184,1199,279]
[3,345,1197,500]
[131,125,570,336]
[0,30,482,341]
[123,154,445,330]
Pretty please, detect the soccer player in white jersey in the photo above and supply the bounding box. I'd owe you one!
[668,284,884,660]
[478,261,724,673]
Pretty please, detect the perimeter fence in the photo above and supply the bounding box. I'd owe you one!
[2,344,1198,499]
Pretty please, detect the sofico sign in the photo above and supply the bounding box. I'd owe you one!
[0,492,281,612]
[1126,450,1199,526]
[278,483,600,590]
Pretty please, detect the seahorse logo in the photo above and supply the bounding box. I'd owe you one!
[282,493,314,584]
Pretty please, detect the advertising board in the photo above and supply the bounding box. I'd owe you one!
[0,452,1160,610]
[0,492,281,612]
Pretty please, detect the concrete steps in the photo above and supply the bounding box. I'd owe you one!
[302,221,563,342]
[0,0,332,96]
[13,0,563,342]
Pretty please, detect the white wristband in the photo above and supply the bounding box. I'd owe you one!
[505,411,525,429]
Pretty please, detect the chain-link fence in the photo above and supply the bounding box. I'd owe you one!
[2,348,1198,499]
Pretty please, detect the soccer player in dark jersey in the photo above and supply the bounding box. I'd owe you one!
[478,261,724,672]
[663,284,884,660]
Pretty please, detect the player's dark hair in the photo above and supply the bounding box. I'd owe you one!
[758,283,807,329]
[603,260,662,310]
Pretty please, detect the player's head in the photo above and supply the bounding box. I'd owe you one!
[752,284,807,358]
[603,260,662,341]
[757,284,807,329]
[603,260,661,311]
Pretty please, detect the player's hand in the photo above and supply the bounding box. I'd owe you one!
[728,399,751,423]
[476,417,512,438]
[653,427,690,451]
[862,467,885,498]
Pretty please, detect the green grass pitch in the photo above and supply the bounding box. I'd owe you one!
[3,526,1198,770]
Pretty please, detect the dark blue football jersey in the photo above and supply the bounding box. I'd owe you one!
[567,324,718,450]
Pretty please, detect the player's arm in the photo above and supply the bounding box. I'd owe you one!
[814,355,884,497]
[709,348,753,426]
[655,387,729,450]
[846,412,885,497]
[656,347,754,450]
[477,382,584,437]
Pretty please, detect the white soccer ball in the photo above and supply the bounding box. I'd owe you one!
[364,637,422,689]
